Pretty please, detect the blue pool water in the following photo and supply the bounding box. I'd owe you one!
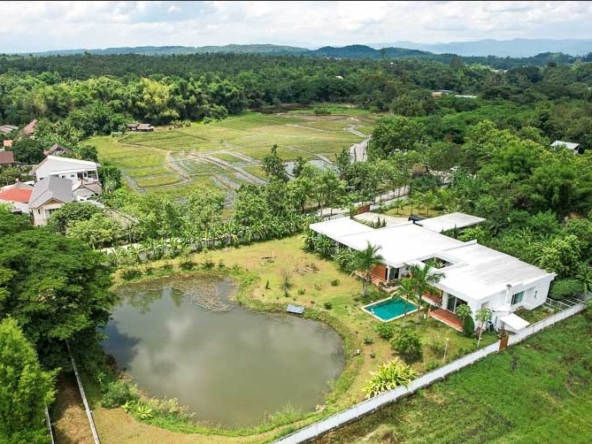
[364,297,418,321]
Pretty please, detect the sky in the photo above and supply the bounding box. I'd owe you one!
[2,1,592,53]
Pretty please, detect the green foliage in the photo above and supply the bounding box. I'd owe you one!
[262,144,288,182]
[330,279,340,287]
[537,235,582,278]
[390,328,423,362]
[549,278,581,300]
[375,322,396,340]
[334,249,358,274]
[363,337,374,345]
[101,380,139,408]
[323,302,333,310]
[355,242,383,297]
[456,304,472,320]
[0,318,56,444]
[462,315,476,338]
[362,359,417,399]
[47,202,103,235]
[0,211,114,368]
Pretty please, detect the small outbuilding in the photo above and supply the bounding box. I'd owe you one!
[286,304,305,315]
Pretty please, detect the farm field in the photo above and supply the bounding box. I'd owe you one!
[315,314,592,444]
[92,110,379,200]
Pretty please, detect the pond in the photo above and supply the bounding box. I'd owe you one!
[103,275,345,428]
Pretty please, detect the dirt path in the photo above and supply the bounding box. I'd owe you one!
[52,373,94,444]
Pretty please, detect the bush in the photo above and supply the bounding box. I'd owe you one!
[265,280,270,290]
[217,259,226,270]
[335,249,357,273]
[549,278,581,300]
[426,360,440,372]
[390,328,423,362]
[362,359,417,399]
[375,322,396,340]
[314,283,322,291]
[102,380,138,408]
[462,315,476,338]
[121,268,141,281]
[427,336,447,358]
[324,302,333,310]
[314,107,331,115]
[160,263,173,272]
[363,337,374,345]
[202,257,215,269]
[298,288,306,295]
[330,279,340,287]
[179,260,196,270]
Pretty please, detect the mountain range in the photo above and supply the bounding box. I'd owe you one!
[17,38,592,59]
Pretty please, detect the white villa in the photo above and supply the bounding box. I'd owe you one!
[31,155,100,183]
[550,140,582,155]
[310,213,556,333]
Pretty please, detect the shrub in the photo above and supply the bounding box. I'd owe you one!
[362,359,417,399]
[217,259,226,270]
[265,280,270,290]
[390,328,423,363]
[330,279,340,287]
[335,249,357,273]
[202,257,215,269]
[363,337,374,345]
[144,266,153,275]
[549,278,581,300]
[179,260,196,270]
[298,288,306,295]
[427,336,447,358]
[121,268,141,281]
[375,322,396,340]
[314,283,322,291]
[160,263,173,272]
[462,315,476,338]
[314,107,331,115]
[102,381,138,408]
[370,352,376,359]
[426,360,440,372]
[324,302,333,310]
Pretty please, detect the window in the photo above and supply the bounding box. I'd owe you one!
[511,291,524,305]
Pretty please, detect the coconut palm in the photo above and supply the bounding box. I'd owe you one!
[407,263,445,323]
[396,278,416,327]
[355,242,384,297]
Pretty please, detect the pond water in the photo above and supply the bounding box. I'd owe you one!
[102,276,345,428]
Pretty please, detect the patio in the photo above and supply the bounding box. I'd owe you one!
[430,308,463,332]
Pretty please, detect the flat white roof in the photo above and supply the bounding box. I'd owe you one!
[436,243,555,302]
[309,217,374,239]
[310,213,554,302]
[353,212,408,227]
[499,313,530,332]
[551,140,579,150]
[416,212,485,233]
[335,222,465,268]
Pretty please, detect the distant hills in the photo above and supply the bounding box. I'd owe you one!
[15,40,592,65]
[368,38,592,58]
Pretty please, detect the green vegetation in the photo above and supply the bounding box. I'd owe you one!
[0,318,56,444]
[316,315,592,444]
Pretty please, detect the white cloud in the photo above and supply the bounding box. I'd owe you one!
[1,1,592,53]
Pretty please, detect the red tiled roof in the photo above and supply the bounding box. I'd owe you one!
[2,140,12,148]
[0,151,15,165]
[23,119,38,135]
[0,188,32,203]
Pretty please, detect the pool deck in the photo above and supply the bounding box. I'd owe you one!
[362,296,419,323]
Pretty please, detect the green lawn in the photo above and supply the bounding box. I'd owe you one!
[315,314,592,444]
[92,110,379,198]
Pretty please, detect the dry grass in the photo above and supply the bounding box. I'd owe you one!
[52,373,95,444]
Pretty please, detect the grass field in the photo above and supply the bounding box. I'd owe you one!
[315,314,592,444]
[86,236,498,444]
[91,110,380,200]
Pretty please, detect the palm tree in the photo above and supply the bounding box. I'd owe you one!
[576,264,592,299]
[408,263,445,323]
[396,278,416,327]
[355,242,384,297]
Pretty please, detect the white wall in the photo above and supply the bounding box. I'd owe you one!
[32,202,64,226]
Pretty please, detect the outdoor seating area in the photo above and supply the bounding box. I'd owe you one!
[430,308,463,332]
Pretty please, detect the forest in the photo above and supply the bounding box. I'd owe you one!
[2,50,592,443]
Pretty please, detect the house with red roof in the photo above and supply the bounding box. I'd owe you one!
[0,182,33,213]
[0,151,15,166]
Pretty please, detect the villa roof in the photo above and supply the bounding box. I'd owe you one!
[416,212,486,233]
[0,188,32,203]
[31,155,100,176]
[435,242,555,302]
[310,213,554,302]
[0,151,15,165]
[44,143,74,157]
[29,176,73,209]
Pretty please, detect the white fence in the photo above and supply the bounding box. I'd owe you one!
[273,303,586,444]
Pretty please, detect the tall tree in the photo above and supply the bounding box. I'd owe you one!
[0,318,56,444]
[262,144,288,182]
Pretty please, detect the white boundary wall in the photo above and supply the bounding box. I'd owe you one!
[273,303,585,444]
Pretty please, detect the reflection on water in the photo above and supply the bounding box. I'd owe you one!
[103,276,345,427]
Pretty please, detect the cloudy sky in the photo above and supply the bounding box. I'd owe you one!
[2,1,592,53]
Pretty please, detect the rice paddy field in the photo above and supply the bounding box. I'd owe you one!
[91,109,380,200]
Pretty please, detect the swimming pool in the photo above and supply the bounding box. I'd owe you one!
[362,297,419,322]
